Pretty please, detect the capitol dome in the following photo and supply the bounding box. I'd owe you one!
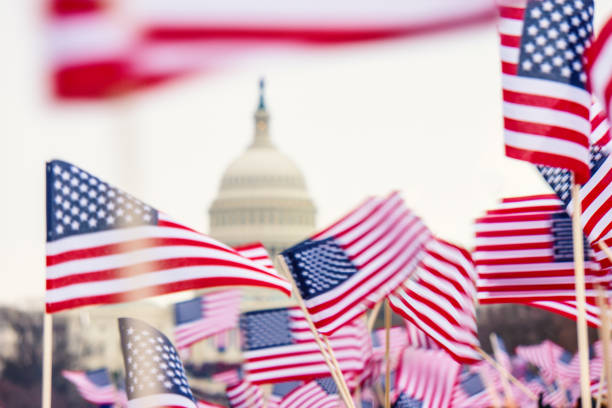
[209,81,316,255]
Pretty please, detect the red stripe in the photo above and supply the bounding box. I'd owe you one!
[500,34,520,48]
[501,194,559,203]
[503,90,590,118]
[475,228,550,237]
[586,16,612,77]
[46,257,281,289]
[474,256,555,265]
[486,205,560,214]
[478,269,578,279]
[499,6,525,20]
[47,236,237,266]
[53,61,130,99]
[505,118,589,148]
[48,0,105,15]
[479,282,600,292]
[475,242,552,251]
[46,276,289,313]
[476,212,551,223]
[142,10,496,44]
[581,165,612,218]
[505,146,591,184]
[479,295,593,303]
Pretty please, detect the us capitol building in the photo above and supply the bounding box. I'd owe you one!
[66,81,317,392]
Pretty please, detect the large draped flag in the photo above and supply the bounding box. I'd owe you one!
[173,289,241,350]
[45,160,290,313]
[118,318,197,408]
[498,0,594,184]
[239,307,365,384]
[474,194,607,304]
[47,0,496,99]
[587,15,612,121]
[388,237,482,364]
[62,368,118,406]
[282,191,431,335]
[392,348,461,408]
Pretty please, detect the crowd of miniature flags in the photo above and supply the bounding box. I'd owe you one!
[50,1,612,406]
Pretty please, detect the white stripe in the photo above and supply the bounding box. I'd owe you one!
[474,219,550,231]
[497,197,561,210]
[475,234,551,245]
[500,45,519,64]
[46,265,288,303]
[316,197,380,240]
[505,128,590,163]
[504,100,591,134]
[473,248,553,260]
[499,17,523,36]
[502,74,592,106]
[479,275,585,286]
[476,261,577,273]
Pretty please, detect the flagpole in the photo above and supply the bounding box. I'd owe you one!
[479,365,502,408]
[384,299,391,408]
[475,347,537,400]
[367,301,383,332]
[41,313,53,408]
[489,333,516,408]
[321,335,355,406]
[596,283,612,407]
[571,182,592,408]
[276,255,355,408]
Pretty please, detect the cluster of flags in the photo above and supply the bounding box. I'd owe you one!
[48,0,612,406]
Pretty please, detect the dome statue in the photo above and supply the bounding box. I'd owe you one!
[208,80,316,255]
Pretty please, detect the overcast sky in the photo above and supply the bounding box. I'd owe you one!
[2,1,611,307]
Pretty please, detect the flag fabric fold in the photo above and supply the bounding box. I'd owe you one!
[282,191,431,335]
[389,237,482,364]
[587,15,612,123]
[45,159,290,313]
[118,317,197,408]
[62,368,118,405]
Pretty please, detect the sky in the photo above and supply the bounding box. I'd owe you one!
[2,1,612,307]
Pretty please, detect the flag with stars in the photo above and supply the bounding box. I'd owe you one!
[450,369,493,408]
[118,317,197,408]
[45,160,290,313]
[239,307,365,384]
[282,191,431,335]
[536,100,612,248]
[498,0,594,184]
[62,368,119,405]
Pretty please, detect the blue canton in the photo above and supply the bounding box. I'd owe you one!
[46,160,157,242]
[174,298,203,325]
[86,368,112,387]
[393,394,423,408]
[240,308,293,351]
[461,372,486,396]
[282,237,359,300]
[550,212,589,262]
[315,377,338,396]
[118,318,195,402]
[272,381,301,398]
[559,350,573,364]
[518,0,594,88]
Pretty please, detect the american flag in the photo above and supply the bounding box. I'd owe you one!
[45,160,290,313]
[226,379,264,408]
[536,100,612,247]
[62,368,118,405]
[279,378,340,408]
[47,0,496,99]
[516,340,565,385]
[173,289,241,350]
[492,334,512,372]
[388,237,482,364]
[498,0,594,184]
[235,243,275,271]
[392,348,461,408]
[197,400,225,408]
[474,195,606,303]
[371,326,408,368]
[239,307,364,384]
[450,369,493,408]
[118,317,197,408]
[282,191,431,335]
[268,381,302,408]
[587,15,612,122]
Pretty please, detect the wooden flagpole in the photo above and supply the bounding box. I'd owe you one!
[489,333,516,408]
[368,301,383,332]
[322,335,355,406]
[276,255,355,408]
[479,366,502,408]
[475,347,537,401]
[384,299,391,408]
[596,364,605,408]
[596,282,612,407]
[41,313,53,408]
[570,183,592,408]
